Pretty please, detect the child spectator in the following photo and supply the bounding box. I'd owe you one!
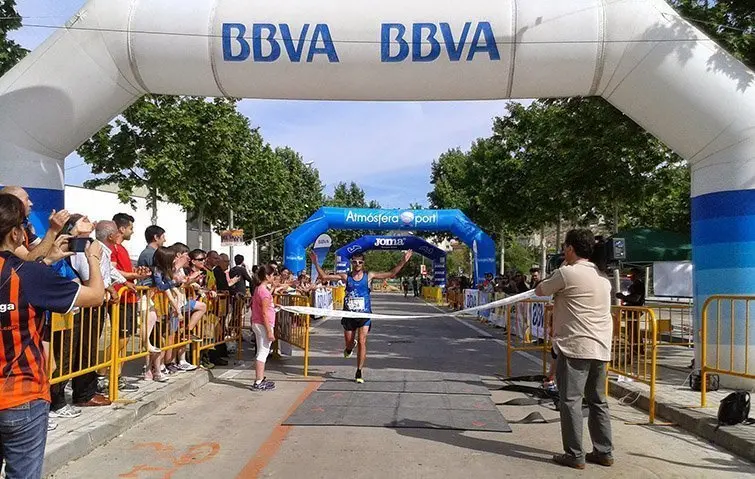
[251,265,276,391]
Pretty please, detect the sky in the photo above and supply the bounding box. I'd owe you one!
[11,0,515,208]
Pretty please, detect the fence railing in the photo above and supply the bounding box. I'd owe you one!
[273,294,311,376]
[421,286,445,305]
[607,306,658,423]
[506,300,553,377]
[700,295,755,408]
[48,305,114,389]
[646,302,693,348]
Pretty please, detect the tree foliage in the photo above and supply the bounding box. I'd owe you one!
[0,1,27,76]
[670,0,754,68]
[78,95,324,246]
[325,181,380,249]
[429,98,691,238]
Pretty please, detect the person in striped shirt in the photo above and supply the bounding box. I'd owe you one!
[0,194,106,479]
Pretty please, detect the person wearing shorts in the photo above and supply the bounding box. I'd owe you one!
[310,249,413,383]
[250,265,276,391]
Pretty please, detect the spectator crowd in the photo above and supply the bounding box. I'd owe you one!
[0,185,336,478]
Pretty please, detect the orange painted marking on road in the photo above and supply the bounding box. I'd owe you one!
[472,421,486,427]
[236,381,321,479]
[311,406,325,413]
[119,442,220,478]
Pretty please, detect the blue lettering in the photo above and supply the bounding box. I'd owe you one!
[280,24,309,62]
[307,24,340,62]
[440,22,471,62]
[467,22,500,61]
[252,23,280,62]
[412,23,441,62]
[222,23,249,61]
[381,23,409,62]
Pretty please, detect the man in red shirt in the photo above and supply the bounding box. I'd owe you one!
[107,213,150,390]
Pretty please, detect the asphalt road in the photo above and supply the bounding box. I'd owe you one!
[51,294,755,479]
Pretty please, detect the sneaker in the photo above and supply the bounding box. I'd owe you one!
[355,369,364,384]
[552,454,585,470]
[586,452,614,467]
[200,357,215,370]
[49,404,82,419]
[166,364,181,374]
[178,360,198,371]
[118,378,139,391]
[344,339,357,358]
[251,381,275,391]
[153,373,169,383]
[48,419,59,431]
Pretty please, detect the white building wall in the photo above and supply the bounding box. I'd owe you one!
[64,185,260,266]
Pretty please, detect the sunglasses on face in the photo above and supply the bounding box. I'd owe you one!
[194,257,206,261]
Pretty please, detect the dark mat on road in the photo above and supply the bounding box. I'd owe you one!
[283,390,512,432]
[317,371,491,396]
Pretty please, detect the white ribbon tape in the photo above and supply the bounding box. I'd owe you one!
[277,290,546,319]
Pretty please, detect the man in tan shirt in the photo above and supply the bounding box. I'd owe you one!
[537,229,614,469]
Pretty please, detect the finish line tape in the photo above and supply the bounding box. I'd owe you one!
[277,290,547,320]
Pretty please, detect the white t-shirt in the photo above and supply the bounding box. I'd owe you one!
[70,240,125,287]
[538,260,613,361]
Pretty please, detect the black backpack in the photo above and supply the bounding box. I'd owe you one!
[716,391,753,429]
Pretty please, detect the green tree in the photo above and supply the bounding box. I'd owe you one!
[0,1,27,76]
[325,182,380,249]
[670,1,754,68]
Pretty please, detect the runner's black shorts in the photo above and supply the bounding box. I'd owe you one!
[341,317,372,331]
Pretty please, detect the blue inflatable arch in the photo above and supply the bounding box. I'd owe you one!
[284,207,494,284]
[334,235,447,287]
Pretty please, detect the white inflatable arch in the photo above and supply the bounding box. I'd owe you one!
[1,0,754,382]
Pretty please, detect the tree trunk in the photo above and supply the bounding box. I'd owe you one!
[613,200,620,234]
[149,189,158,225]
[197,208,204,250]
[499,227,505,275]
[540,224,547,273]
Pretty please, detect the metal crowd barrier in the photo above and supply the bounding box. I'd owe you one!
[421,286,445,305]
[273,294,311,376]
[48,304,114,388]
[607,306,658,423]
[506,300,553,377]
[700,295,755,408]
[194,291,242,364]
[646,302,694,348]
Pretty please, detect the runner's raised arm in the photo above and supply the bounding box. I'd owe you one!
[369,250,413,281]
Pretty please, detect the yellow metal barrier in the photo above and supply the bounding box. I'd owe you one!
[332,286,345,310]
[421,286,445,305]
[700,295,755,408]
[607,306,658,423]
[506,301,552,377]
[646,302,693,348]
[273,294,311,376]
[195,291,242,361]
[446,289,463,310]
[48,303,114,388]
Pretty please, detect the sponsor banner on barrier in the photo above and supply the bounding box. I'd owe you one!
[464,289,479,310]
[313,288,334,310]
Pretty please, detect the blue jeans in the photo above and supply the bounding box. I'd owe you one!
[0,399,49,479]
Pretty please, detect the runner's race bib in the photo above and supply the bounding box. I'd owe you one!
[346,296,366,312]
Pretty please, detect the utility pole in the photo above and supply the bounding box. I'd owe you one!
[499,227,505,275]
[197,207,204,250]
[228,209,234,260]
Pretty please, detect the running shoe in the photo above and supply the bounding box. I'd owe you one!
[200,356,215,370]
[118,378,140,391]
[344,339,357,358]
[355,369,364,384]
[49,404,82,419]
[178,360,198,371]
[251,381,275,391]
[166,364,181,374]
[48,419,59,431]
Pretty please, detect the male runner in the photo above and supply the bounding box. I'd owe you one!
[309,249,413,383]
